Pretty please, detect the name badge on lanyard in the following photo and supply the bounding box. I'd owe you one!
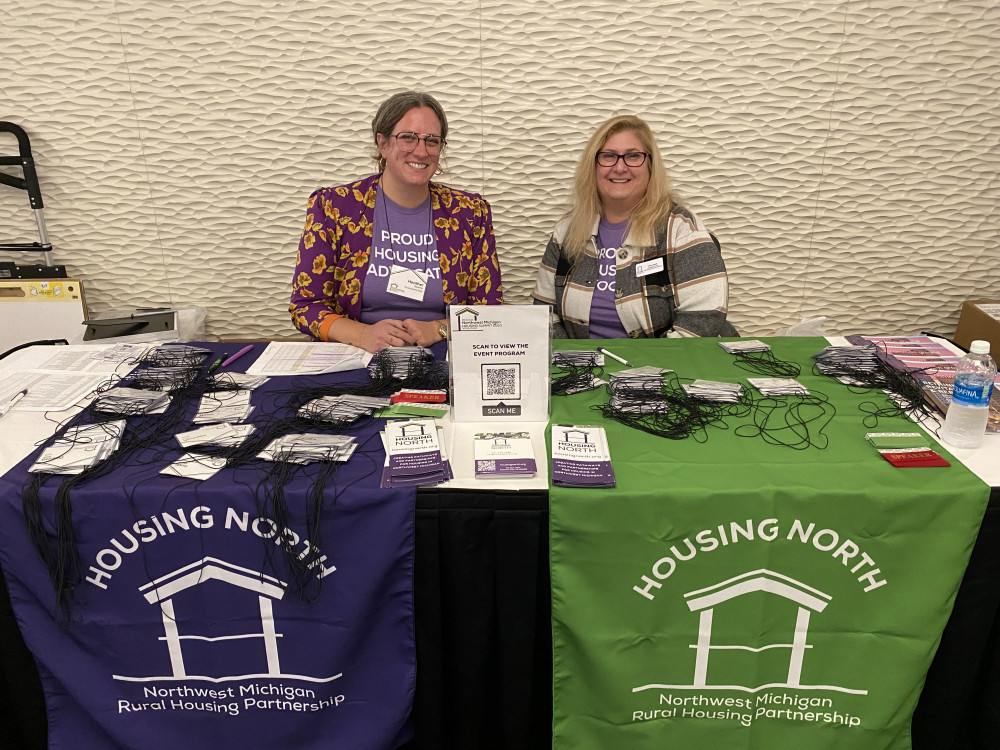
[387,265,429,301]
[635,257,664,278]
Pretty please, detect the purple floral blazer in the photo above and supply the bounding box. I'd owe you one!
[289,173,503,339]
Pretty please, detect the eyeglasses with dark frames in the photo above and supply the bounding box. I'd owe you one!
[596,151,648,167]
[390,132,446,153]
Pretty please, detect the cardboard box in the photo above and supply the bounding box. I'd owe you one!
[954,300,1000,356]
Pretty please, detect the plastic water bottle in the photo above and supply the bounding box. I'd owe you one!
[940,340,996,449]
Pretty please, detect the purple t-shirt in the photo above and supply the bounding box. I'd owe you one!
[360,188,444,324]
[588,218,629,338]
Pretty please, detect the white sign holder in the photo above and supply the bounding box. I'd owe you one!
[448,304,550,422]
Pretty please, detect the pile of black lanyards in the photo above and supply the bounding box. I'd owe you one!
[22,346,447,612]
[552,348,837,450]
[810,342,938,428]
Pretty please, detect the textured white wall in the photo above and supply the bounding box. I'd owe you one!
[1,0,997,340]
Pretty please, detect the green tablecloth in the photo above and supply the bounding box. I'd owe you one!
[549,337,989,750]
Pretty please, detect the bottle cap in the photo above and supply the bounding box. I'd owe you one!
[970,340,990,354]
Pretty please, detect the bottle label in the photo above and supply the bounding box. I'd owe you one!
[952,378,994,407]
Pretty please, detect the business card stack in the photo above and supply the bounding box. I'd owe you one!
[682,380,744,403]
[257,434,358,464]
[747,377,810,396]
[30,420,127,474]
[550,424,616,488]
[380,418,453,487]
[91,387,171,416]
[474,431,537,478]
[719,340,771,354]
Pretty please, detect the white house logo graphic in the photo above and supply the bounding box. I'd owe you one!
[562,429,590,444]
[633,569,867,695]
[398,423,428,437]
[452,307,481,330]
[112,557,341,684]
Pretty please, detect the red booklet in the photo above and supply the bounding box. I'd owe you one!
[879,449,950,468]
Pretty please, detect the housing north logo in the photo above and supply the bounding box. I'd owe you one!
[626,517,887,730]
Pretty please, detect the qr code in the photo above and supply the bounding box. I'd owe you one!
[482,363,521,400]
[476,460,497,473]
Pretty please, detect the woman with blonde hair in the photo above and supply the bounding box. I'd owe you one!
[532,115,736,338]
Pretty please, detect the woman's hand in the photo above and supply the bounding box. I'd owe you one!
[402,319,445,347]
[359,319,415,352]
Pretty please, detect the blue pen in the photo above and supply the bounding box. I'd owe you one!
[221,345,254,368]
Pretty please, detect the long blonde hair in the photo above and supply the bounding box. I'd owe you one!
[562,115,680,261]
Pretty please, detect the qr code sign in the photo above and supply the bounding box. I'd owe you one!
[481,362,521,400]
[476,460,497,473]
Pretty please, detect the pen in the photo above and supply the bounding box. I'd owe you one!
[0,389,28,418]
[597,347,631,367]
[208,353,227,374]
[221,345,254,368]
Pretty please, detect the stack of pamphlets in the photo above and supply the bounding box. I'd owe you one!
[682,379,744,403]
[719,340,771,354]
[380,418,452,487]
[257,434,358,464]
[91,387,171,415]
[747,377,810,396]
[473,431,537,478]
[550,424,616,488]
[375,402,449,419]
[193,390,255,424]
[30,420,127,474]
[299,394,388,425]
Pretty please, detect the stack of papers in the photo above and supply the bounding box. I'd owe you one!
[380,418,452,487]
[719,340,771,354]
[390,388,447,403]
[474,431,537,478]
[682,380,744,403]
[29,420,127,474]
[91,387,171,415]
[747,377,810,396]
[257,434,358,463]
[299,394,389,425]
[550,424,616,488]
[193,390,254,424]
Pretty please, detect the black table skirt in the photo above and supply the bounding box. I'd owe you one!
[3,488,998,750]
